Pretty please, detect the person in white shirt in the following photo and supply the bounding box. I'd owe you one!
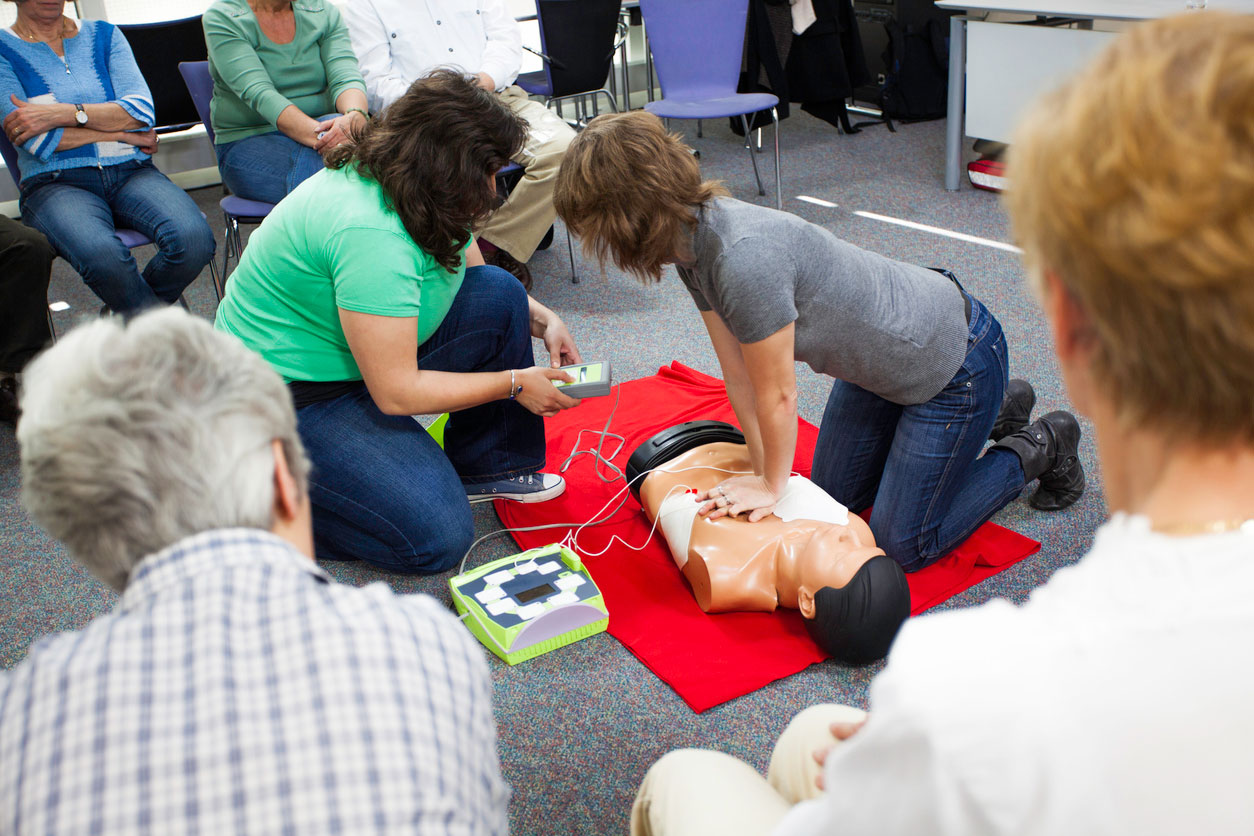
[0,309,509,834]
[629,12,1254,836]
[343,0,576,289]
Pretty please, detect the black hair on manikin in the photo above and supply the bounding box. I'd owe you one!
[804,555,911,665]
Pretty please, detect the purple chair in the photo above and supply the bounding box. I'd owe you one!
[179,61,275,296]
[516,0,623,120]
[639,0,781,208]
[0,128,209,325]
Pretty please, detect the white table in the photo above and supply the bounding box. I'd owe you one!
[937,0,1254,190]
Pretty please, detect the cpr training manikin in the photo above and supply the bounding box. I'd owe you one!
[627,422,912,664]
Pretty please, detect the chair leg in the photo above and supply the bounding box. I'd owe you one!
[740,114,766,197]
[594,89,619,114]
[207,257,224,303]
[772,108,782,211]
[566,225,578,284]
[697,119,703,138]
[46,308,57,344]
[755,127,763,152]
[220,213,235,283]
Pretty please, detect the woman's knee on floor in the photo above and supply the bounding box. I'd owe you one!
[631,749,791,836]
[767,704,868,804]
[312,496,473,575]
[467,264,529,313]
[874,521,939,573]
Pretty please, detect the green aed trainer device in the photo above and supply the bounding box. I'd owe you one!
[552,361,613,398]
[449,544,609,665]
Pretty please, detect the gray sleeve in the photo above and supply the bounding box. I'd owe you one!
[676,265,713,312]
[709,237,799,344]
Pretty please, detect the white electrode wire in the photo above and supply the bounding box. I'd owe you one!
[558,384,625,483]
[455,463,754,575]
[456,380,809,574]
[571,481,699,557]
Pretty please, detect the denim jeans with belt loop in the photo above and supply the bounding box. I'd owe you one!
[810,287,1027,572]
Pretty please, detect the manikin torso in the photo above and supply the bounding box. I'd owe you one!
[638,442,885,613]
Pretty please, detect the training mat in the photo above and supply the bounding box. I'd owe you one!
[495,363,1041,712]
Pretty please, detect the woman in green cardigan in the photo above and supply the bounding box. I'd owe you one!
[204,0,369,204]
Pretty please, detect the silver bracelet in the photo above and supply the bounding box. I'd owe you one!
[509,369,522,400]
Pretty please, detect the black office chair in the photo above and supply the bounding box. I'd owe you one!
[118,16,208,134]
[516,0,624,124]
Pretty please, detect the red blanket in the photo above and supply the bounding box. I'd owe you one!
[497,363,1040,712]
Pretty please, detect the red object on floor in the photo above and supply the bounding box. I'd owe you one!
[495,363,1041,712]
[968,158,1008,192]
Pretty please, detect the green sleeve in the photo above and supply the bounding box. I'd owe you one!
[320,4,368,105]
[204,4,293,128]
[327,227,426,317]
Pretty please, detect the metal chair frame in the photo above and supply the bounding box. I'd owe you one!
[178,61,276,294]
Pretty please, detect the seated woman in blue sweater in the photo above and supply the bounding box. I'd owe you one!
[0,0,214,315]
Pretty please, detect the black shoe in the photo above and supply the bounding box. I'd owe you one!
[482,246,533,291]
[990,379,1035,441]
[0,377,19,427]
[991,410,1085,511]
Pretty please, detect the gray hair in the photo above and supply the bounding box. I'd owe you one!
[17,308,310,591]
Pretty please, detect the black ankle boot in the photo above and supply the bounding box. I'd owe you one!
[991,410,1085,511]
[990,379,1035,441]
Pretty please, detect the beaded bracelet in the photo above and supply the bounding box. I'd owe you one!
[345,107,370,121]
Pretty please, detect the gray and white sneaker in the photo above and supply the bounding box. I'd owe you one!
[465,472,566,503]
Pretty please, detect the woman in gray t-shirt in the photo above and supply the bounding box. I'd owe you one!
[556,112,1086,572]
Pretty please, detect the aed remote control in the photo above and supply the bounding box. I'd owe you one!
[552,361,612,398]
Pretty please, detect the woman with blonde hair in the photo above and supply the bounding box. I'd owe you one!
[630,13,1254,836]
[556,111,1084,572]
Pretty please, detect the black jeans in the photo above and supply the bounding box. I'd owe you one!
[0,216,55,374]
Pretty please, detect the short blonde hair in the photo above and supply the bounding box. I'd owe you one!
[554,111,727,282]
[1006,12,1254,445]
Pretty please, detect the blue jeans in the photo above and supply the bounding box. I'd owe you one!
[19,160,215,314]
[811,292,1026,572]
[296,265,545,574]
[216,130,326,205]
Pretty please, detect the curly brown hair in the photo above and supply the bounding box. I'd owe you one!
[325,69,526,272]
[554,111,727,282]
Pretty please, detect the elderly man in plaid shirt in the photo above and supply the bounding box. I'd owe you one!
[0,308,509,834]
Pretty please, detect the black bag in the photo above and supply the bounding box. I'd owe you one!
[880,17,950,122]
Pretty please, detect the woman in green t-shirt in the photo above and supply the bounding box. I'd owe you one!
[204,0,370,204]
[215,70,582,574]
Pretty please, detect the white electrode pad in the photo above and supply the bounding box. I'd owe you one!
[652,475,850,569]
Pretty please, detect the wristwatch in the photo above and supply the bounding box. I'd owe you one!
[74,104,87,126]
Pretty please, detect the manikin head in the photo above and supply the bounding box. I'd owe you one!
[628,422,911,664]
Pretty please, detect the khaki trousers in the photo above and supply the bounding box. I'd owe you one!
[630,704,867,836]
[479,85,576,263]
